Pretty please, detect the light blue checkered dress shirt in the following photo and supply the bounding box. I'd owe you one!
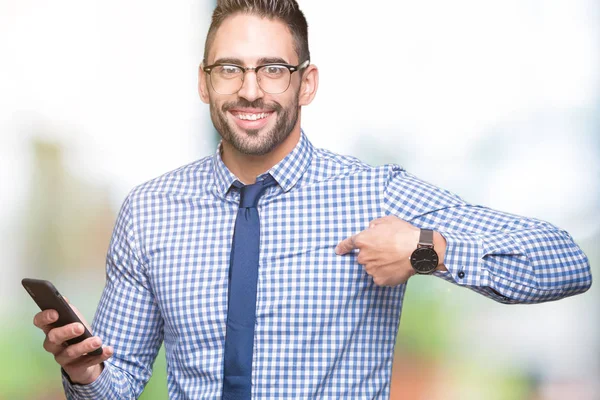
[63,131,591,399]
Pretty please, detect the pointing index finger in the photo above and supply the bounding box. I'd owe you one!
[335,235,357,255]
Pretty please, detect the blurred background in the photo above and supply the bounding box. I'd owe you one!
[1,0,598,399]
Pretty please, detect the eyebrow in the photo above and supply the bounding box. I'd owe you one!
[212,56,291,66]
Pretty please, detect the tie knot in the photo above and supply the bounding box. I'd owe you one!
[235,174,277,208]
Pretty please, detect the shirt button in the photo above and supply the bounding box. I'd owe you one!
[458,271,465,279]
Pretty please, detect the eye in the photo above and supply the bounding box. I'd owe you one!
[260,65,286,78]
[216,65,242,78]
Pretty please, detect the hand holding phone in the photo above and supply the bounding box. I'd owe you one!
[24,278,113,385]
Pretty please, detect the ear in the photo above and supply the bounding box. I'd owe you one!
[198,64,210,104]
[298,64,319,106]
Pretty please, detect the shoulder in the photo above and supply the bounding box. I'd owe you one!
[309,147,405,182]
[126,154,215,204]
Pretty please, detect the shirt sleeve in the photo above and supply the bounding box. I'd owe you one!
[62,193,164,399]
[382,165,592,304]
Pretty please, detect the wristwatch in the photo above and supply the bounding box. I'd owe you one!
[410,229,439,274]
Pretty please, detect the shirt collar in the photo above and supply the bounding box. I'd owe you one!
[212,129,314,197]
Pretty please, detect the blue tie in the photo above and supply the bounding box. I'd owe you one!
[222,174,277,400]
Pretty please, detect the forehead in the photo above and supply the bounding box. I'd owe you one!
[208,14,297,64]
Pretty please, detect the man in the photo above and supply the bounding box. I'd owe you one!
[33,0,592,399]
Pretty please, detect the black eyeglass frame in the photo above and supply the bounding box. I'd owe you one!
[202,60,310,94]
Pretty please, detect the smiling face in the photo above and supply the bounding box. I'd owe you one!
[199,13,316,157]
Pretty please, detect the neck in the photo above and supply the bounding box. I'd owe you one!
[221,126,301,185]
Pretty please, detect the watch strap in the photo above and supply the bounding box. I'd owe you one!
[418,228,434,248]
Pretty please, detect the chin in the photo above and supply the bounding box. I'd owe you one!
[236,139,279,156]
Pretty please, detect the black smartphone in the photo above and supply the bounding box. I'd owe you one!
[22,278,103,356]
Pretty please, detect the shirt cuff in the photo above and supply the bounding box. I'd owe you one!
[433,230,487,286]
[61,362,112,399]
[433,230,524,303]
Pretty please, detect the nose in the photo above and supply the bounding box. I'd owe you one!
[236,70,264,102]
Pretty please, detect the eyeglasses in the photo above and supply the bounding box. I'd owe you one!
[203,60,310,95]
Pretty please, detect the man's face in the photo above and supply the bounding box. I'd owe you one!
[202,14,302,156]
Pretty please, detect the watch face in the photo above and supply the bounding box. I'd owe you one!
[410,247,439,274]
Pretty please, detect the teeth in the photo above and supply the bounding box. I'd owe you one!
[236,112,269,121]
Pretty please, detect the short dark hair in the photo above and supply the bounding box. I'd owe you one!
[203,0,310,64]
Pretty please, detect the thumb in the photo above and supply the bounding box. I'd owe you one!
[335,235,356,255]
